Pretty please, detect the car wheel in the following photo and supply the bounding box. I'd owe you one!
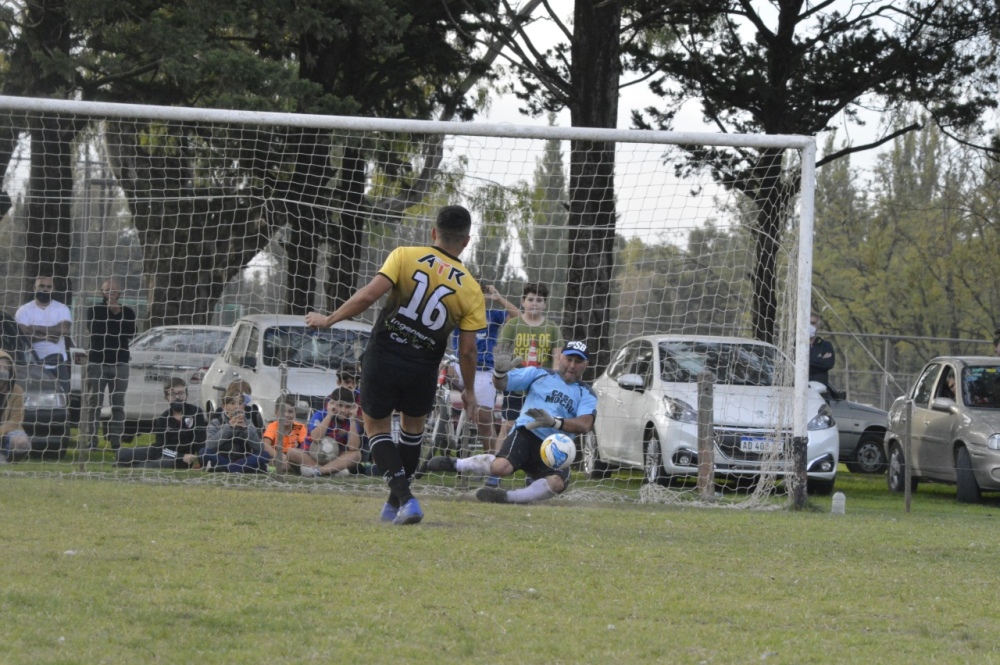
[846,432,887,475]
[582,431,609,480]
[807,477,836,496]
[643,427,666,486]
[955,446,982,504]
[887,442,918,494]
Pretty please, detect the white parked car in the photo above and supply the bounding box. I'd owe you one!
[585,335,839,495]
[122,325,233,422]
[203,314,370,422]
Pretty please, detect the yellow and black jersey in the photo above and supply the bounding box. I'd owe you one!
[371,245,487,364]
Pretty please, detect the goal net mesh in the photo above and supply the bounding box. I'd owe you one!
[0,99,819,509]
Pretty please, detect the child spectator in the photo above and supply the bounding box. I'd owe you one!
[296,387,362,477]
[262,396,309,473]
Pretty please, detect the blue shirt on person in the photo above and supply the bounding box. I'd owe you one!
[505,366,598,440]
[452,308,508,370]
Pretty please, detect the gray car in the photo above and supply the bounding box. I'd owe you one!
[884,356,1000,503]
[820,388,888,474]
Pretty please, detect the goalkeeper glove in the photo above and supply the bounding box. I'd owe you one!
[525,407,562,431]
[492,340,523,379]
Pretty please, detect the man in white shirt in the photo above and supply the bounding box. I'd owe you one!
[15,275,72,392]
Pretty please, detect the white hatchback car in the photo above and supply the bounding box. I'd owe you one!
[586,335,839,495]
[203,314,371,422]
[122,325,233,422]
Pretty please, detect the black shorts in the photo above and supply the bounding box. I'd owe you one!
[497,426,570,483]
[360,349,438,420]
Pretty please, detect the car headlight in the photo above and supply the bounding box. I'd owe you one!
[663,396,698,424]
[23,392,68,409]
[988,434,1000,451]
[808,404,836,431]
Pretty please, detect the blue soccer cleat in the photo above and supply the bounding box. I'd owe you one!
[392,498,424,525]
[380,503,399,523]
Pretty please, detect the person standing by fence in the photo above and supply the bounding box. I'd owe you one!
[83,278,136,450]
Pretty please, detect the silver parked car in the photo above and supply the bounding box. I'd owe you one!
[585,335,840,495]
[884,356,1000,503]
[122,325,233,423]
[203,315,370,422]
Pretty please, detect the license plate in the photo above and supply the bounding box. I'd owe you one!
[145,372,170,383]
[739,436,780,454]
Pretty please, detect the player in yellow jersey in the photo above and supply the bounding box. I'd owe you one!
[306,205,486,525]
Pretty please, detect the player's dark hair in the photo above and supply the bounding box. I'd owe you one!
[435,205,472,244]
[329,387,355,404]
[162,377,187,397]
[523,282,549,299]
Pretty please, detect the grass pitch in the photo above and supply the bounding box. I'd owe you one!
[1,472,998,664]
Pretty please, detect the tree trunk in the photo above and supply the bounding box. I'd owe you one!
[565,0,622,378]
[26,115,74,305]
[325,145,366,311]
[281,128,333,315]
[748,150,795,345]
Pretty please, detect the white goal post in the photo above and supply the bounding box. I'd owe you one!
[0,95,818,508]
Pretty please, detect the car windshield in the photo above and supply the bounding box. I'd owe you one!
[962,366,1000,408]
[262,326,369,369]
[659,341,778,386]
[132,328,232,355]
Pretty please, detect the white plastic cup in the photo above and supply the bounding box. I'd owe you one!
[831,491,846,515]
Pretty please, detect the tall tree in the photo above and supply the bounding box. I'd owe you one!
[462,0,629,375]
[630,0,1000,344]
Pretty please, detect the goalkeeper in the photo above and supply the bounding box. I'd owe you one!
[426,340,597,504]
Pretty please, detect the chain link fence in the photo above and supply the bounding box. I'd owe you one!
[823,331,995,410]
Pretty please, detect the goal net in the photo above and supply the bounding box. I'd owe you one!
[0,96,821,509]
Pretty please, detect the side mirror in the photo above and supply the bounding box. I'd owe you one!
[930,397,958,414]
[617,373,645,392]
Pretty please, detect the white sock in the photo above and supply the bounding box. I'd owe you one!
[454,454,495,476]
[506,478,556,504]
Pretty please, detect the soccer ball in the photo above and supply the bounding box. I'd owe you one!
[540,432,576,470]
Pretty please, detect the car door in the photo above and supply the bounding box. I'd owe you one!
[907,363,943,477]
[621,341,657,466]
[920,363,960,481]
[594,343,637,461]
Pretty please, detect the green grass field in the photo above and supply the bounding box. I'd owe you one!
[2,469,998,664]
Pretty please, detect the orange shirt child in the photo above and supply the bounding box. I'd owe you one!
[263,419,309,454]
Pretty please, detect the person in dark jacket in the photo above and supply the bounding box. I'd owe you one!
[84,278,136,450]
[808,313,836,390]
[115,378,207,469]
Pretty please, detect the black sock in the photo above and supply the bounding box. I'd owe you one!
[370,434,412,505]
[398,429,423,481]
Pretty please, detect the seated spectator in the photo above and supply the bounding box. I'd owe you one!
[0,350,30,464]
[117,378,207,469]
[195,395,268,473]
[296,387,362,477]
[261,396,309,473]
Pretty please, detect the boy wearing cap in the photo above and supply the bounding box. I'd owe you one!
[425,340,596,504]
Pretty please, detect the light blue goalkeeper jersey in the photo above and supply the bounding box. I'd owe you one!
[505,366,597,439]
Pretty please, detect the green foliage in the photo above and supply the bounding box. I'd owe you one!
[813,121,1000,383]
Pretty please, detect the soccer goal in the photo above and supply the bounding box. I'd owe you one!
[0,95,820,508]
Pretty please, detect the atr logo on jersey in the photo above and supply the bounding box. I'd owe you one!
[417,254,466,285]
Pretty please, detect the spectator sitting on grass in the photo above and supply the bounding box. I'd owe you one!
[193,395,267,473]
[294,387,362,478]
[261,396,309,473]
[0,350,30,464]
[117,377,207,469]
